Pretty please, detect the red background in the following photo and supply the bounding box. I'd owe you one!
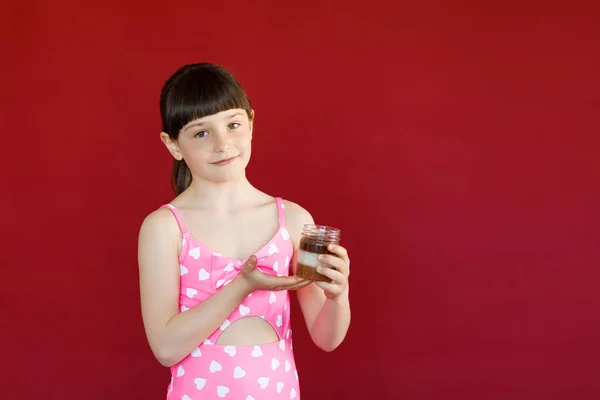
[2,1,599,399]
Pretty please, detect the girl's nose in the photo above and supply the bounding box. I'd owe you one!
[213,130,231,152]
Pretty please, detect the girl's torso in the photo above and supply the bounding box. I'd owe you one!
[162,197,300,400]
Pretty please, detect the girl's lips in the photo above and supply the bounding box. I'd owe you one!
[211,155,239,165]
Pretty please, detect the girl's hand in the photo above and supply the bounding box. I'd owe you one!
[314,244,350,300]
[238,255,311,293]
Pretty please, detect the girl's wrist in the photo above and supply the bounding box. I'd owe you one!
[231,274,255,298]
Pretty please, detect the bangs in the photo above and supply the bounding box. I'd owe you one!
[161,64,252,135]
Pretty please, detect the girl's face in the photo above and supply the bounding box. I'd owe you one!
[161,108,254,184]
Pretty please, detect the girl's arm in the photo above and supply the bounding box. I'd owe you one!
[286,202,351,352]
[138,208,309,367]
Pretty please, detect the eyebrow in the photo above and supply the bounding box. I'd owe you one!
[183,112,245,131]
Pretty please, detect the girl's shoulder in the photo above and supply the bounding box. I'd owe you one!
[138,204,182,246]
[281,198,311,219]
[280,198,315,241]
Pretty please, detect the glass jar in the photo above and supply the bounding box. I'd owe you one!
[296,224,341,282]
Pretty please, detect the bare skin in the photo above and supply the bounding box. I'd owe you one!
[138,109,351,367]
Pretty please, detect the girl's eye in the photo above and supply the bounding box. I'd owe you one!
[194,131,208,138]
[228,122,240,130]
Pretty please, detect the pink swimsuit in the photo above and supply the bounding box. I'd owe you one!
[160,197,300,400]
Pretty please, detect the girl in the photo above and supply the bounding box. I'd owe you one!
[137,63,351,400]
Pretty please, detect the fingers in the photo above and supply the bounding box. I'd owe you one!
[240,256,312,291]
[314,280,343,297]
[317,254,347,274]
[278,279,312,291]
[327,244,349,261]
[314,280,332,292]
[315,265,345,283]
[241,255,258,274]
[266,275,311,291]
[313,245,351,299]
[322,244,350,276]
[314,274,349,299]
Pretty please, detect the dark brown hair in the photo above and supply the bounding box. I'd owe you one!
[159,63,253,194]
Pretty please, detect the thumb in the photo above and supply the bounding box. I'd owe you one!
[241,255,258,274]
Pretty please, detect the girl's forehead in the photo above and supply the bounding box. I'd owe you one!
[183,109,248,129]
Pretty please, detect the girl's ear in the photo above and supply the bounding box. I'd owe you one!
[160,132,183,160]
[249,109,255,138]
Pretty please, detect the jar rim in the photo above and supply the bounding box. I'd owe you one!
[302,224,341,236]
[304,224,340,233]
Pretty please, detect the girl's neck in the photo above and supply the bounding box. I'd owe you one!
[179,176,262,210]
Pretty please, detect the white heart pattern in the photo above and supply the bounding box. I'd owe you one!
[204,339,213,345]
[268,243,279,255]
[194,378,206,390]
[277,382,284,393]
[186,288,198,298]
[198,268,210,281]
[276,315,283,327]
[191,347,201,357]
[269,292,276,304]
[181,305,190,312]
[223,262,235,272]
[295,369,298,380]
[189,247,200,259]
[251,346,263,358]
[281,228,290,240]
[224,346,236,357]
[272,357,280,370]
[220,319,230,331]
[258,377,269,389]
[246,396,255,400]
[290,387,297,399]
[239,304,250,316]
[217,385,229,398]
[183,395,191,400]
[180,265,188,276]
[233,366,246,378]
[285,256,290,267]
[285,359,291,372]
[209,360,222,373]
[216,279,225,288]
[286,328,292,338]
[273,261,279,272]
[177,365,185,377]
[279,340,285,351]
